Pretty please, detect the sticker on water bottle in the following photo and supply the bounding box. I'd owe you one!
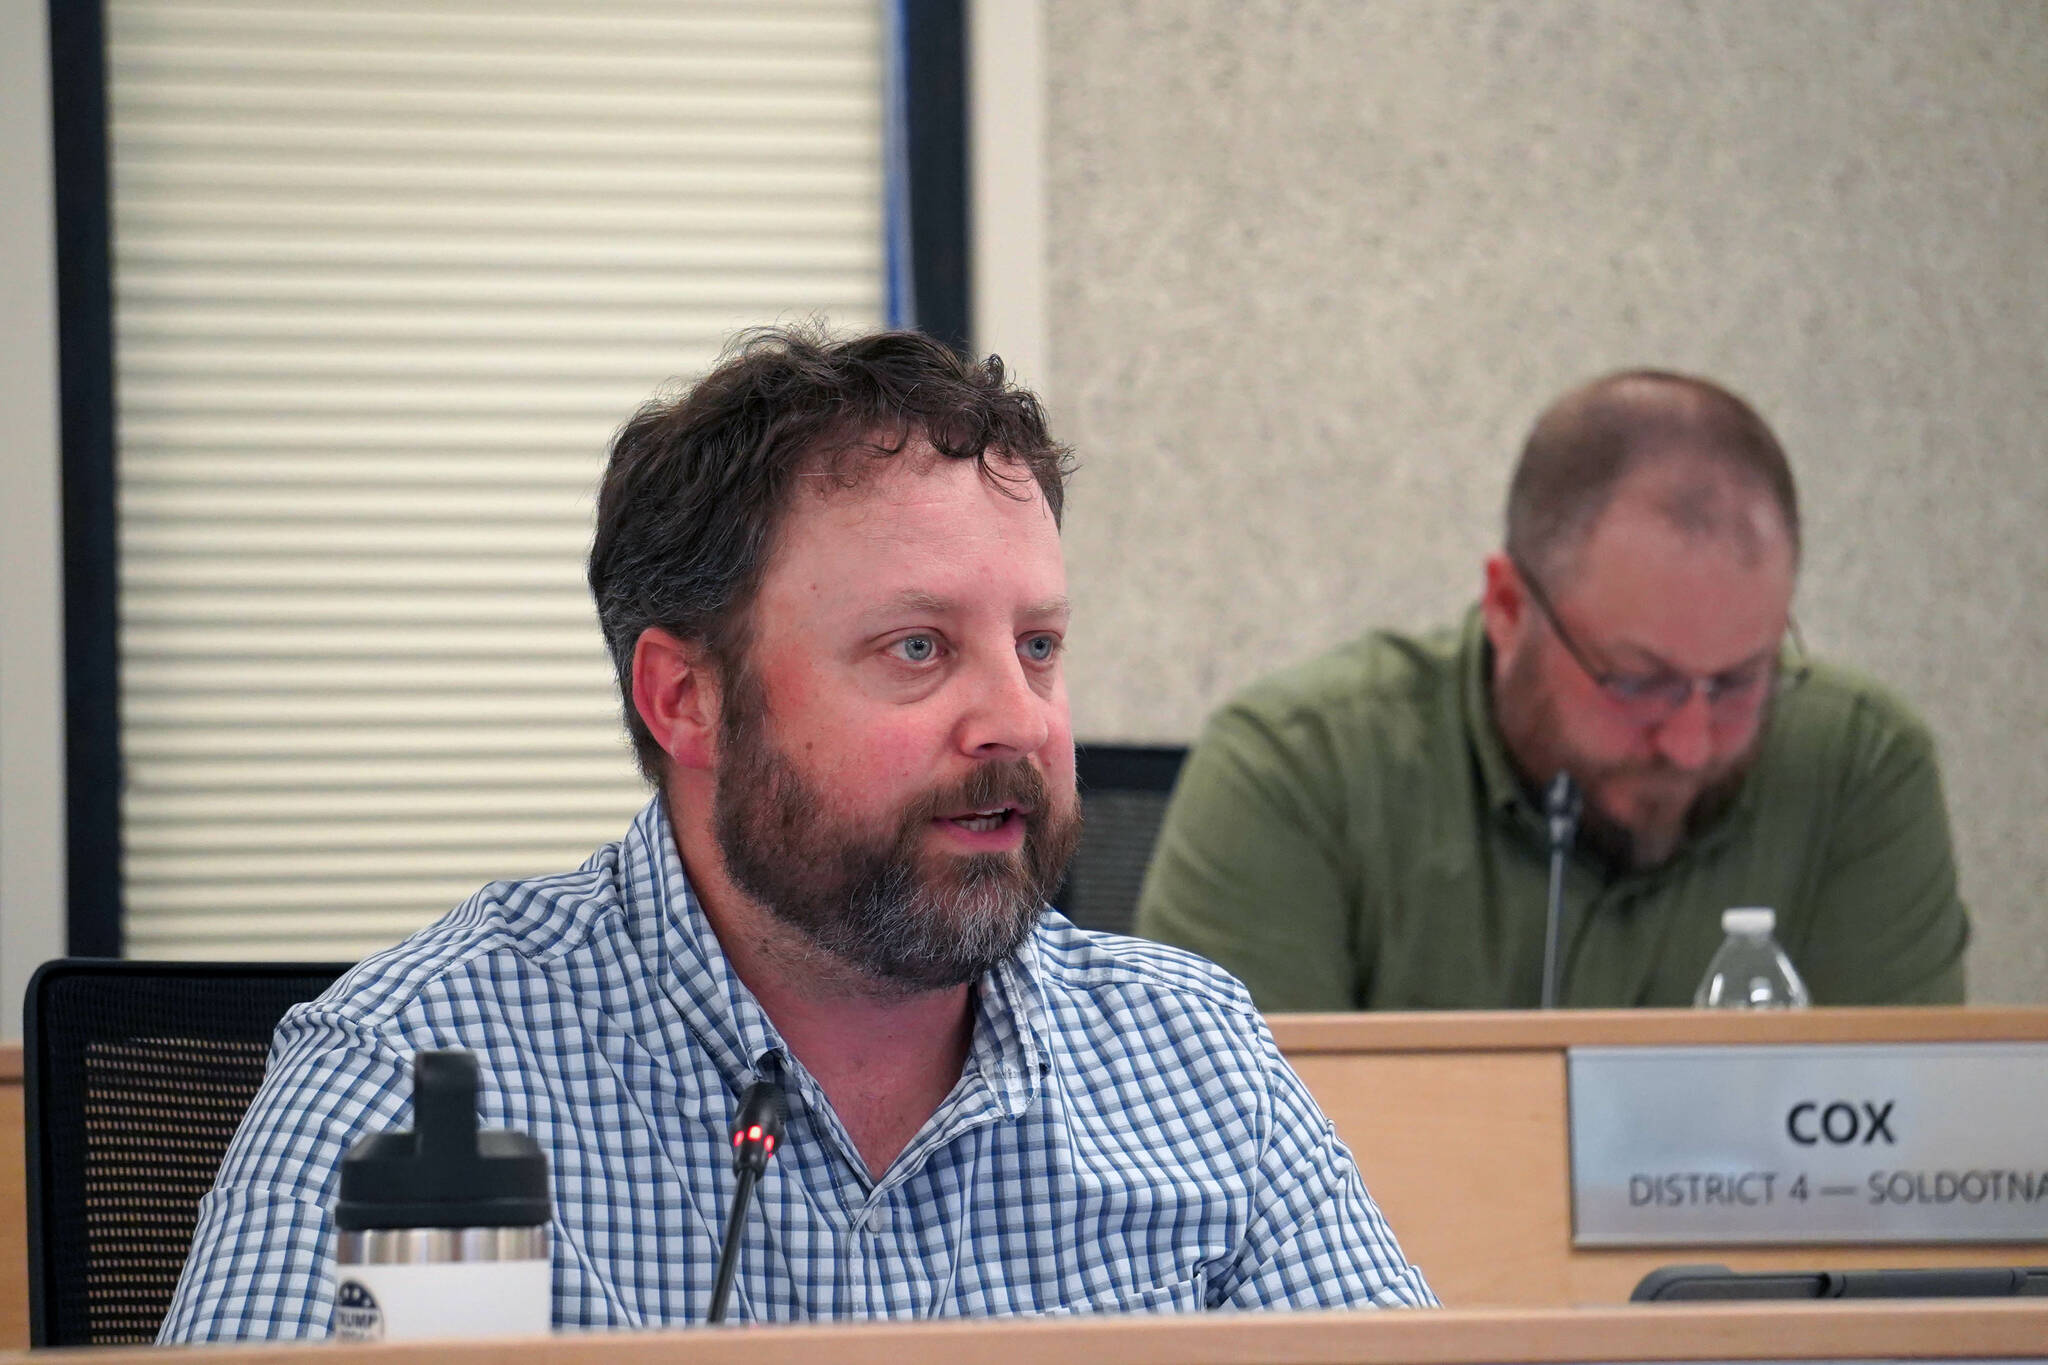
[331,1259,551,1341]
[332,1280,384,1342]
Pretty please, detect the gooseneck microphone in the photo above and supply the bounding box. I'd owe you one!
[706,1079,788,1325]
[1538,772,1583,1010]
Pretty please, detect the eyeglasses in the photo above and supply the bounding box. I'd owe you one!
[1511,556,1809,727]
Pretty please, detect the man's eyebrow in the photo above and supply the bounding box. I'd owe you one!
[871,590,953,616]
[860,591,1071,620]
[1609,636,1780,677]
[1022,594,1072,620]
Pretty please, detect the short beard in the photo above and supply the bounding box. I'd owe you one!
[709,664,1081,994]
[1491,641,1762,873]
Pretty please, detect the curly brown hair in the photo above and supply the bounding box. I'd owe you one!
[588,325,1074,783]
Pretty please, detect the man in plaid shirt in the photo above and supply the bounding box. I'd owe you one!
[161,328,1434,1339]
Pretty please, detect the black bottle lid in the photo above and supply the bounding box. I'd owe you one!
[335,1049,550,1231]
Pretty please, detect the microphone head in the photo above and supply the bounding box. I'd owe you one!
[729,1080,788,1177]
[1544,771,1582,844]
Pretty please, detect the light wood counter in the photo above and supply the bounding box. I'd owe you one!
[2,1045,23,1351]
[1267,1006,2048,1052]
[4,1301,2046,1364]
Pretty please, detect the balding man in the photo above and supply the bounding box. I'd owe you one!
[1135,371,1969,1010]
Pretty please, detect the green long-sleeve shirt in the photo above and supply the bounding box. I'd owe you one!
[1134,610,1969,1010]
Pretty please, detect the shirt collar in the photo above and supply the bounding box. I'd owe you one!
[623,796,791,1086]
[966,936,1050,1118]
[1458,606,1535,826]
[621,795,1050,1113]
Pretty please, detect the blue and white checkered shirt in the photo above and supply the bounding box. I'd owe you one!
[161,798,1434,1340]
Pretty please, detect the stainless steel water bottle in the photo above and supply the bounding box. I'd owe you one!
[331,1049,551,1342]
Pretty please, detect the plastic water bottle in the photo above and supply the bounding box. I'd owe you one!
[332,1050,552,1342]
[1693,907,1811,1009]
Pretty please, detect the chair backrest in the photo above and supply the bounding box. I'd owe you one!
[24,958,352,1347]
[1053,743,1188,937]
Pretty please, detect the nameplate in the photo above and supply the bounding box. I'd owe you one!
[1568,1042,2048,1245]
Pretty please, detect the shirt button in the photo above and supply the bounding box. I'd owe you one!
[859,1203,890,1234]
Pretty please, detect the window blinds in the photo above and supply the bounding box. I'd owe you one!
[107,0,887,958]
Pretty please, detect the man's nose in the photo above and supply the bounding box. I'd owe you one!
[1652,687,1715,771]
[959,653,1053,759]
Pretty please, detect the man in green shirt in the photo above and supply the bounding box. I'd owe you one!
[1134,371,1969,1010]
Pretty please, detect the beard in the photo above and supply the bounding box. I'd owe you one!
[1492,641,1762,872]
[709,668,1082,995]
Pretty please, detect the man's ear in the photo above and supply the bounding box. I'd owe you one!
[631,627,721,771]
[1479,552,1528,657]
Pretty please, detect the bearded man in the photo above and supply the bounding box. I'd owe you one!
[1137,371,1970,1010]
[162,328,1433,1341]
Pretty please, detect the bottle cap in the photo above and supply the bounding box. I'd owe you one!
[336,1050,549,1231]
[1721,906,1777,936]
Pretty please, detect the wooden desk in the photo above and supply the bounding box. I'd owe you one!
[6,1012,2045,1348]
[1,1045,22,1351]
[2,1301,2045,1364]
[1269,1008,2048,1307]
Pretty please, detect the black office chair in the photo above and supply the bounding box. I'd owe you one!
[1053,743,1187,936]
[23,958,352,1346]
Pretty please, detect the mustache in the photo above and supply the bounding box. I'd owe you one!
[1584,753,1733,783]
[899,759,1052,826]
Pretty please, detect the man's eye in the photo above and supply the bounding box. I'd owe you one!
[1603,674,1664,701]
[1710,666,1770,698]
[1020,634,1061,663]
[892,635,940,664]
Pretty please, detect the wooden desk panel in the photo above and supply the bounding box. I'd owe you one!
[1292,1049,1573,1304]
[1273,1011,2048,1307]
[2,1044,24,1351]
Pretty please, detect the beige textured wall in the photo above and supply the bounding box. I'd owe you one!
[1044,1,2048,1001]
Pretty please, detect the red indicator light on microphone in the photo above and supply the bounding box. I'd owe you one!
[724,1079,786,1180]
